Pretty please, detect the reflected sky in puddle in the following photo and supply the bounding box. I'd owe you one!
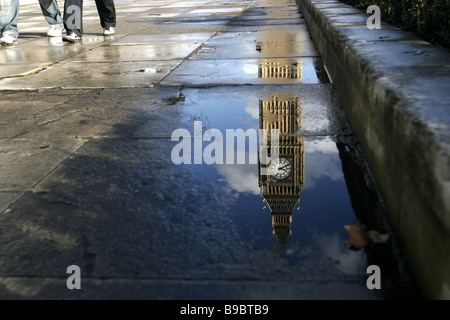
[177,86,336,137]
[169,88,369,279]
[178,138,367,277]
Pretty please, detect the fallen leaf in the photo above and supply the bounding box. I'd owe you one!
[344,220,389,249]
[344,220,370,248]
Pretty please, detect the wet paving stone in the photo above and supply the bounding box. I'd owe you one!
[0,60,182,89]
[66,43,202,62]
[193,30,319,59]
[111,33,214,45]
[162,58,328,86]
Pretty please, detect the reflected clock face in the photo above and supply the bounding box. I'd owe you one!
[269,158,292,180]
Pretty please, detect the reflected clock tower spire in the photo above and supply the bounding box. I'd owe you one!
[258,95,305,248]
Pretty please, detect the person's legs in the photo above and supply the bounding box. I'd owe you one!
[38,0,63,25]
[63,0,83,37]
[94,0,115,28]
[39,0,64,37]
[0,0,19,38]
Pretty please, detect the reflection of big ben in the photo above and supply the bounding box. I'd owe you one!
[258,60,302,79]
[258,95,305,248]
[257,30,302,79]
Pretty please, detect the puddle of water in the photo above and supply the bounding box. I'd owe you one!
[180,137,367,278]
[174,87,336,136]
[160,86,418,298]
[208,30,312,44]
[168,90,365,278]
[164,58,329,85]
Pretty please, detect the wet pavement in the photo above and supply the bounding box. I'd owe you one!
[0,0,421,299]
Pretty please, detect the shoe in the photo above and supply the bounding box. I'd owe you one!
[0,31,18,45]
[103,27,115,36]
[47,24,65,37]
[63,32,81,42]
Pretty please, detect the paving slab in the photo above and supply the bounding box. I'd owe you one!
[0,63,47,78]
[0,60,182,89]
[222,23,311,33]
[0,37,111,79]
[229,18,304,26]
[0,138,85,192]
[111,33,215,45]
[0,85,349,139]
[193,30,319,59]
[0,138,86,214]
[65,42,202,62]
[162,58,328,86]
[0,192,22,215]
[0,87,183,139]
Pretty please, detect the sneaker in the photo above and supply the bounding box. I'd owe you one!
[62,32,81,42]
[103,27,115,36]
[47,24,65,37]
[0,31,18,45]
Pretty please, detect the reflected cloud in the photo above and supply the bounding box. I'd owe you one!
[243,95,260,120]
[305,138,338,154]
[304,139,344,189]
[315,232,366,275]
[242,64,258,75]
[216,163,260,196]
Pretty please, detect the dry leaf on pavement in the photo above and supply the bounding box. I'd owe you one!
[344,220,389,249]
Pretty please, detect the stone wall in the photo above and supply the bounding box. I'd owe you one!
[296,0,450,299]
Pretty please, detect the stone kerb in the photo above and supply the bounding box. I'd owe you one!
[296,0,450,299]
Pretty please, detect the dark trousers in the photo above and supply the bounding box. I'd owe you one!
[63,0,116,37]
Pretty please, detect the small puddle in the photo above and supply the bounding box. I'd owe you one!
[173,92,364,275]
[164,57,329,85]
[185,138,356,256]
[160,86,419,298]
